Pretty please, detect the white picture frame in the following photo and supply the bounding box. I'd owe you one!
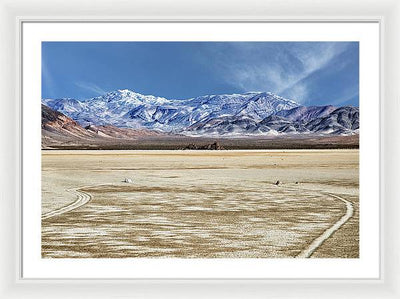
[1,0,399,298]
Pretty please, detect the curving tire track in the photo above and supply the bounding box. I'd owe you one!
[42,183,354,258]
[296,192,354,258]
[42,188,92,220]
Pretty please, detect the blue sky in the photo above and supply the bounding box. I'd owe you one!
[42,42,359,106]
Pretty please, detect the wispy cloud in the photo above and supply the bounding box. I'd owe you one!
[74,81,107,96]
[200,42,352,103]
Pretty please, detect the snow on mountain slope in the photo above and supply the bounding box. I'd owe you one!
[42,104,166,148]
[42,89,300,132]
[235,92,299,121]
[186,115,260,136]
[275,105,337,122]
[305,106,359,135]
[187,105,359,136]
[42,98,89,118]
[42,89,359,136]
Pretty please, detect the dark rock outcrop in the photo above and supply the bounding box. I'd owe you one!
[181,141,225,150]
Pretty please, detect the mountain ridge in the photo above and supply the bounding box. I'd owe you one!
[42,89,359,136]
[41,104,165,148]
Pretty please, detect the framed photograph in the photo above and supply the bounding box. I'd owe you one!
[23,21,379,280]
[1,0,399,298]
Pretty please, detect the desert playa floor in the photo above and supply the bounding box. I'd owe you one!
[41,149,359,258]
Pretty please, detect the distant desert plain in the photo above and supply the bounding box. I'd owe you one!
[42,149,359,258]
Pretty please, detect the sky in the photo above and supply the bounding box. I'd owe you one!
[42,42,359,106]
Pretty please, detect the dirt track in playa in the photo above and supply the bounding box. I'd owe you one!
[41,150,359,258]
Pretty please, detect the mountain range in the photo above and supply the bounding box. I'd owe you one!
[42,89,359,137]
[42,104,164,148]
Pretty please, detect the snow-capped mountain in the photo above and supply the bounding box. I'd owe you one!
[186,106,358,136]
[42,89,299,132]
[42,104,165,148]
[305,106,359,135]
[42,89,359,136]
[275,105,337,122]
[42,90,174,129]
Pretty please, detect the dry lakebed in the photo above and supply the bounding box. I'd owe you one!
[41,149,359,258]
